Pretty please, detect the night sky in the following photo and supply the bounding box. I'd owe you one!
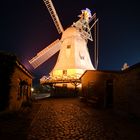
[1,0,140,83]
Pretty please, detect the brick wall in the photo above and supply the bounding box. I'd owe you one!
[81,64,140,117]
[114,66,140,117]
[81,70,118,107]
[9,65,32,111]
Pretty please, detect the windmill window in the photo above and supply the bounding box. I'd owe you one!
[63,84,67,87]
[81,56,84,60]
[63,70,67,76]
[79,52,84,60]
[67,45,71,49]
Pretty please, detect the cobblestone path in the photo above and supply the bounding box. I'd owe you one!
[27,98,140,140]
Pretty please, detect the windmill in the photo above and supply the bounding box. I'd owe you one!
[29,0,98,84]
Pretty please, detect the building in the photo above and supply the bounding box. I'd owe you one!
[81,63,140,117]
[80,70,118,107]
[0,52,33,111]
[29,8,98,86]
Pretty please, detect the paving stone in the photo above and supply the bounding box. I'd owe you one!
[27,98,140,140]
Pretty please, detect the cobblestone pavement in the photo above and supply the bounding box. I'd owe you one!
[0,102,40,140]
[27,98,140,140]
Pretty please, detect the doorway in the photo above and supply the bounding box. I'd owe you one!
[105,79,113,108]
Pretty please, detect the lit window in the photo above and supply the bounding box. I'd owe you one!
[63,84,67,87]
[63,70,67,76]
[67,45,71,49]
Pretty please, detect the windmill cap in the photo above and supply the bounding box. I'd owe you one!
[61,27,81,40]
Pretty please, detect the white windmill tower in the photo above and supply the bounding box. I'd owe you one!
[29,0,98,84]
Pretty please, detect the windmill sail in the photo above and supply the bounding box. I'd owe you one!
[43,0,64,34]
[29,39,61,68]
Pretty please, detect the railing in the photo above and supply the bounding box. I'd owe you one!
[40,78,81,85]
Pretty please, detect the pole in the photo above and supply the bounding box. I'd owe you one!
[94,14,97,69]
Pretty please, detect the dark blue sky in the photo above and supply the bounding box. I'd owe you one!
[1,0,140,82]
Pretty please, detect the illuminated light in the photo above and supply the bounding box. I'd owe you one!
[51,69,85,80]
[81,8,92,21]
[31,87,34,92]
[77,83,82,88]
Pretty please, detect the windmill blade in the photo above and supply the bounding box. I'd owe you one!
[29,39,61,69]
[43,0,64,34]
[89,13,96,23]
